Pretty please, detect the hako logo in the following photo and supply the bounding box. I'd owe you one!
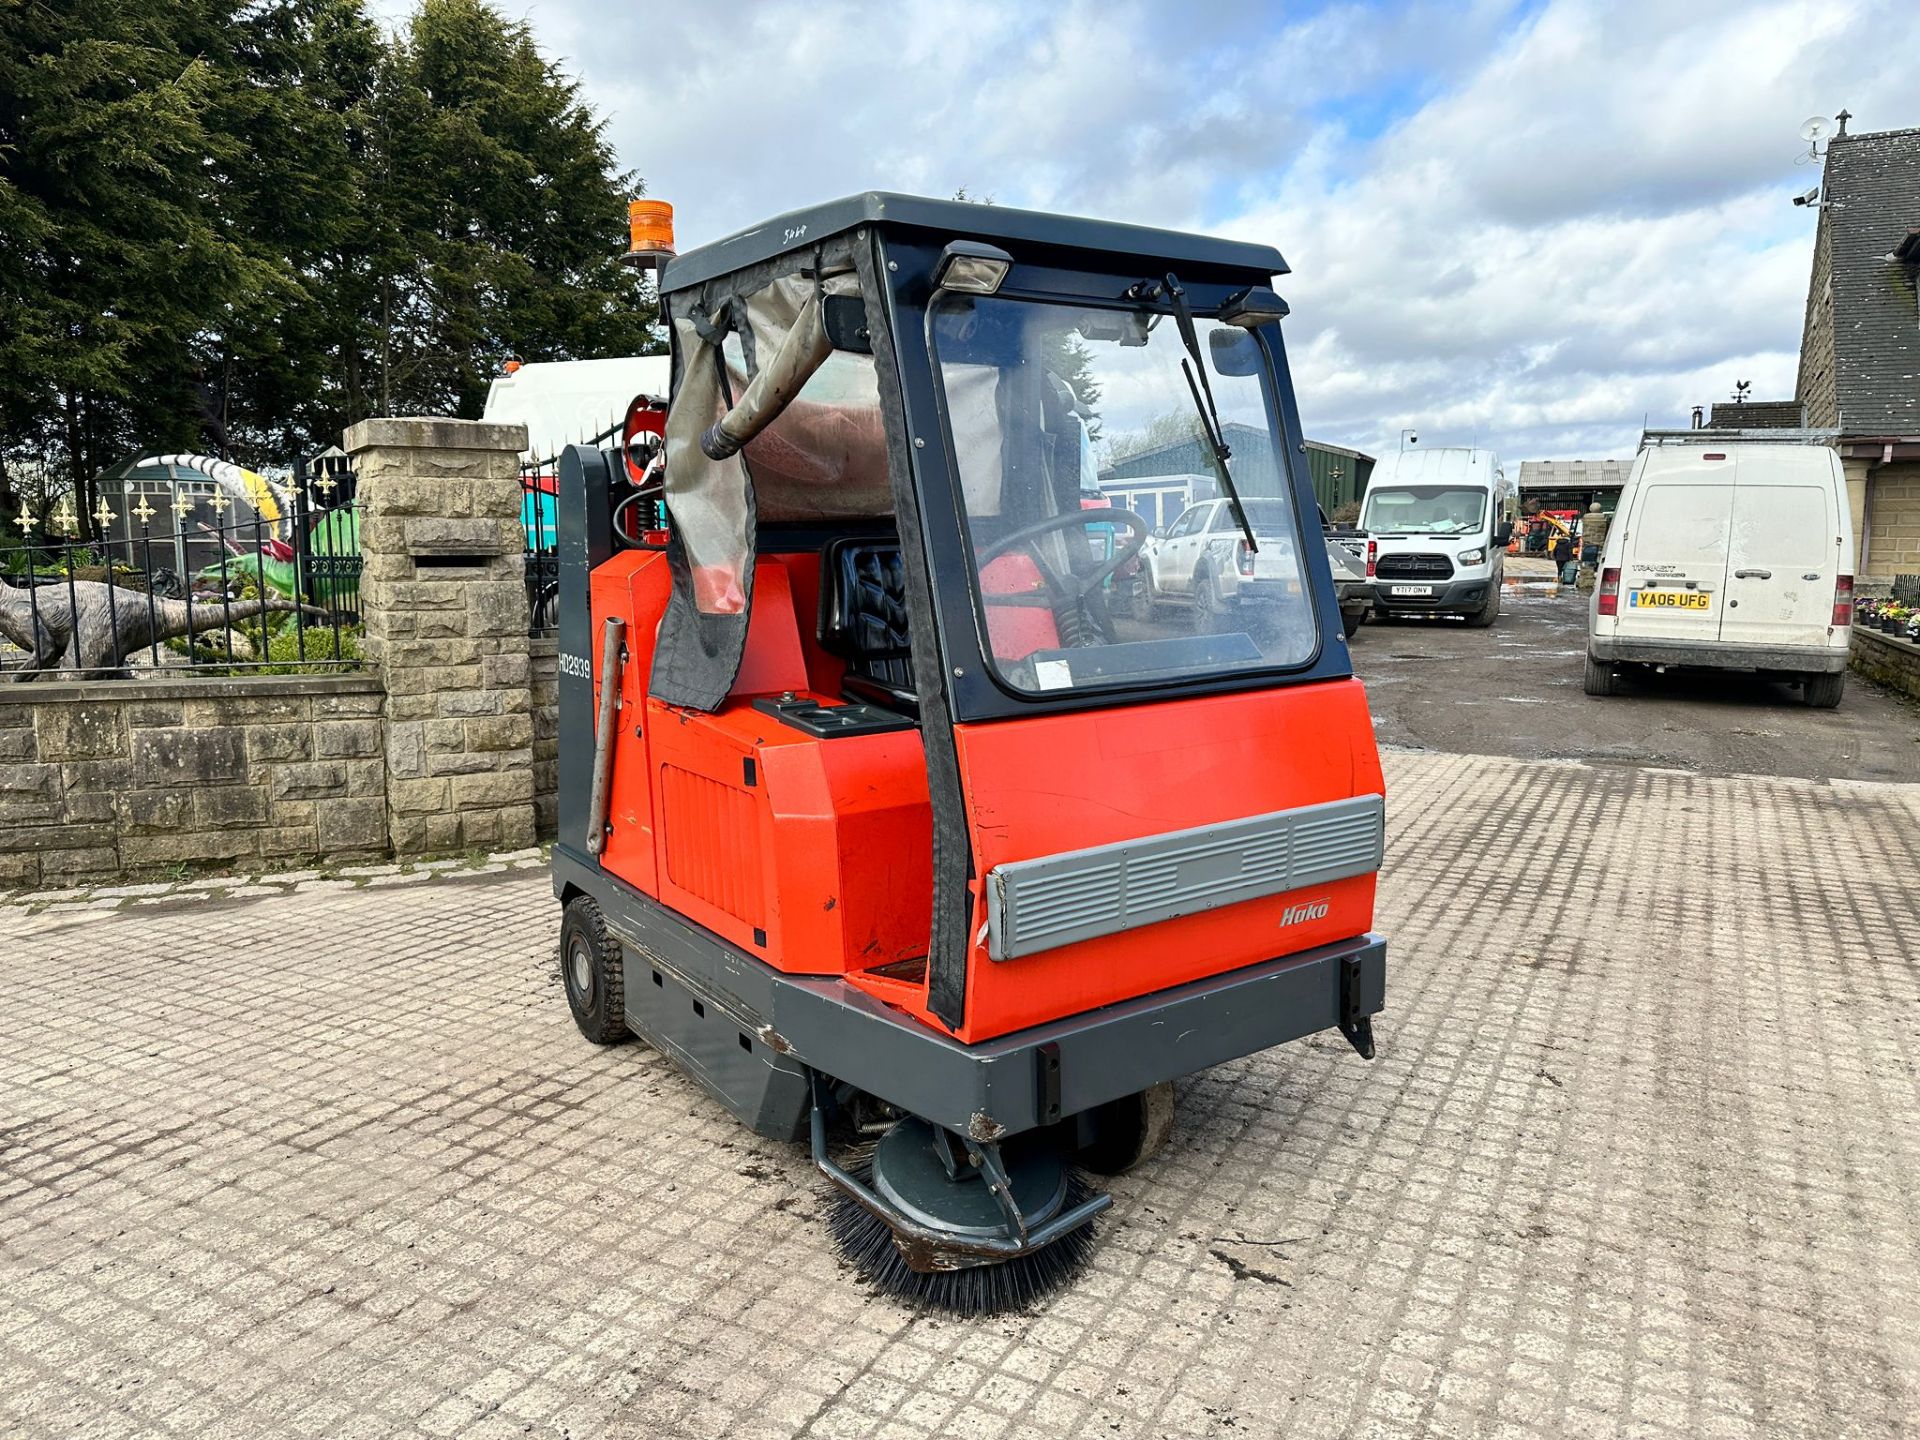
[1279,898,1330,927]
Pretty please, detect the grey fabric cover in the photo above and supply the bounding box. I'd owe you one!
[650,242,880,711]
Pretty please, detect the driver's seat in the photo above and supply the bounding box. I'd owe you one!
[818,537,918,716]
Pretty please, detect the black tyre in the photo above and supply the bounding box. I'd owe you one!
[560,895,628,1044]
[1341,608,1363,639]
[1468,582,1501,628]
[1191,565,1222,632]
[1077,1081,1177,1176]
[1583,653,1617,697]
[1803,671,1845,709]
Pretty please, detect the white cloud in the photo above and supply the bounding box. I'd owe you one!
[374,0,1919,462]
[1223,0,1920,459]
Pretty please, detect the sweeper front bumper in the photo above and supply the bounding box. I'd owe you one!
[552,845,1385,1145]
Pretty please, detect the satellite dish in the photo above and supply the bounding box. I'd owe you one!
[1800,116,1835,143]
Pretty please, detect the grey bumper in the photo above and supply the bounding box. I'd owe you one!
[1374,577,1490,612]
[557,838,1383,1144]
[1590,634,1848,673]
[776,933,1386,1139]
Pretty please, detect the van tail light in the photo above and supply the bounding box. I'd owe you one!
[1365,539,1377,579]
[1832,574,1853,627]
[1237,540,1256,577]
[1597,567,1621,616]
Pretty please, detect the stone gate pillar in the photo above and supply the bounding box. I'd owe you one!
[344,417,535,855]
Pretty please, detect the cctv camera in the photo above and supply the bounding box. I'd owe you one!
[1408,432,1418,445]
[1792,186,1820,207]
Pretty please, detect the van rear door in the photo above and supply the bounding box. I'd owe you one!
[1615,452,1733,644]
[1717,453,1841,650]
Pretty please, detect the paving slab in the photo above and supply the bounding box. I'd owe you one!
[1,749,1916,1439]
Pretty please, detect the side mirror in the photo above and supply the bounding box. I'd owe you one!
[1208,328,1262,377]
[1151,527,1166,540]
[1494,520,1514,546]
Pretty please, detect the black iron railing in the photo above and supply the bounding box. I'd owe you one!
[0,467,363,679]
[520,423,623,638]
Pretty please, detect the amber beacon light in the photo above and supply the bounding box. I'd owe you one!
[625,199,676,270]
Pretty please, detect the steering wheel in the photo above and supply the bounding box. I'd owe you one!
[974,507,1148,601]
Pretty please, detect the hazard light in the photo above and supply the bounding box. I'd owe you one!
[1832,574,1854,627]
[624,199,676,270]
[1597,567,1621,616]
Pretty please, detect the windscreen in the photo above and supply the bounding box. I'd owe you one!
[931,293,1316,696]
[1362,485,1487,535]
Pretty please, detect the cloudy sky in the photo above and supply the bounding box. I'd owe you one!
[374,0,1918,463]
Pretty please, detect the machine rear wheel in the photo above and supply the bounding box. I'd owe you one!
[560,895,628,1044]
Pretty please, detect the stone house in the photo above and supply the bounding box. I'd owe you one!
[1793,122,1920,585]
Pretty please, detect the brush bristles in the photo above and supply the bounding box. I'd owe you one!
[825,1169,1100,1316]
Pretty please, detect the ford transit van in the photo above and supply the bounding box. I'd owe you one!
[1360,447,1512,625]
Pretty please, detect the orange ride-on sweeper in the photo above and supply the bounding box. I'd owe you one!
[552,193,1387,1313]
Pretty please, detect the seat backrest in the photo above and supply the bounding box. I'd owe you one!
[818,538,913,695]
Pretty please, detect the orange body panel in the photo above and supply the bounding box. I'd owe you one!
[593,553,929,971]
[643,695,931,969]
[882,680,1384,1043]
[591,549,673,890]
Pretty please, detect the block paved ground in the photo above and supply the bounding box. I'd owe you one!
[3,748,1919,1439]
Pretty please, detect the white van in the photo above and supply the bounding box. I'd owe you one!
[481,356,670,464]
[1359,447,1512,625]
[1584,442,1854,706]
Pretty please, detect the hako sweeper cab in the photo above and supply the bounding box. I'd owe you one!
[552,193,1387,1312]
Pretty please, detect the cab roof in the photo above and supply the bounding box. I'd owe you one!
[659,191,1288,294]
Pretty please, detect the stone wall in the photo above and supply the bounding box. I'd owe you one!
[0,675,387,889]
[1850,624,1920,699]
[344,417,535,856]
[530,638,558,839]
[1,416,558,890]
[1862,460,1920,581]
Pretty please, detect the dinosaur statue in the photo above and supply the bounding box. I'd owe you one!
[0,578,318,679]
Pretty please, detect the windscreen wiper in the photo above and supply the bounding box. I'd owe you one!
[1156,272,1258,554]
